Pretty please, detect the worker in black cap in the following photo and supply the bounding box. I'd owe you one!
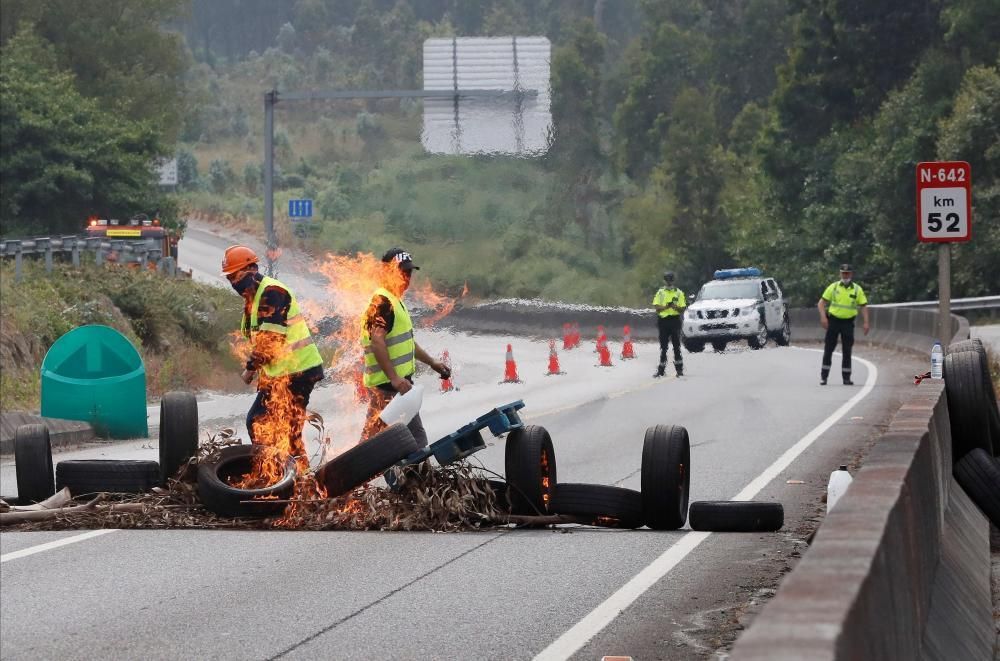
[817,263,869,385]
[359,248,450,445]
[652,270,687,377]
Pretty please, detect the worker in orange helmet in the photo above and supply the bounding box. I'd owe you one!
[222,245,324,471]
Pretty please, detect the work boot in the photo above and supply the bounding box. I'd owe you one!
[674,362,684,377]
[843,379,854,386]
[820,378,827,386]
[653,364,666,378]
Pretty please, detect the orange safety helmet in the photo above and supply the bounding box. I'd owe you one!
[221,245,259,274]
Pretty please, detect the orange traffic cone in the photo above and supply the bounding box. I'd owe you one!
[621,325,636,360]
[595,325,607,353]
[439,350,455,392]
[502,344,522,383]
[562,323,572,350]
[571,322,581,349]
[598,342,613,367]
[546,339,564,375]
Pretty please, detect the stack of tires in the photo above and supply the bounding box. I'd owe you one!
[12,391,199,504]
[945,339,1000,529]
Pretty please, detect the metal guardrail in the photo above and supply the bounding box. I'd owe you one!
[869,295,1000,311]
[0,235,177,281]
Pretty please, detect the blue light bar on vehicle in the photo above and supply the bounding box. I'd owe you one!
[714,267,762,279]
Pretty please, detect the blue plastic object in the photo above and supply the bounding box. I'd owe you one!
[714,267,762,279]
[40,325,148,438]
[384,400,526,488]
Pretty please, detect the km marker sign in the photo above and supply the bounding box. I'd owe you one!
[916,161,972,243]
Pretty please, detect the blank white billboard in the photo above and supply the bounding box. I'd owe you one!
[422,36,551,157]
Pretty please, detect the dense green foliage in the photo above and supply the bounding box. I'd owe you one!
[0,262,242,410]
[2,0,996,307]
[173,0,997,306]
[0,1,188,235]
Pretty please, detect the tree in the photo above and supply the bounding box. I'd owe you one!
[1,29,165,234]
[1,0,190,143]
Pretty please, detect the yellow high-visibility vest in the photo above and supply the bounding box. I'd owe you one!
[361,288,415,387]
[241,276,323,378]
[822,281,868,319]
[653,287,686,318]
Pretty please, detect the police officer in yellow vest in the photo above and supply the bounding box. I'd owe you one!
[818,263,870,385]
[222,245,324,470]
[652,271,687,377]
[361,248,451,446]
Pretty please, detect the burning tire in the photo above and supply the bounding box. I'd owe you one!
[57,460,160,496]
[316,423,419,498]
[159,391,199,484]
[688,501,784,532]
[954,448,1000,528]
[14,424,55,504]
[504,425,557,515]
[550,483,644,529]
[197,444,296,517]
[943,351,995,460]
[641,424,690,530]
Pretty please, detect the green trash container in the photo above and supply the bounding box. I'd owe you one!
[40,325,148,438]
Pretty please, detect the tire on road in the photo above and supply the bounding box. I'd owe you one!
[948,338,1000,451]
[747,323,768,350]
[943,350,995,460]
[504,425,557,515]
[14,424,55,504]
[773,314,791,346]
[953,448,1000,528]
[550,483,644,529]
[711,340,727,353]
[688,501,784,532]
[316,423,418,498]
[159,391,199,484]
[641,424,690,530]
[683,338,705,353]
[197,444,296,517]
[57,460,161,496]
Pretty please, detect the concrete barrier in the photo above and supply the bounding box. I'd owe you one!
[729,383,993,660]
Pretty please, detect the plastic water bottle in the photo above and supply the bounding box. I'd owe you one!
[930,341,944,380]
[379,383,424,426]
[827,465,853,513]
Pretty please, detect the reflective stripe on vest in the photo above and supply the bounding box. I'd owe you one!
[361,288,416,387]
[826,282,862,320]
[653,287,684,318]
[242,276,324,378]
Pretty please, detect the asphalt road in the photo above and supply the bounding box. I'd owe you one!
[1,341,923,660]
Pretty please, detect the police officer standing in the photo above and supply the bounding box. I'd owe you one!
[652,271,686,377]
[817,264,870,385]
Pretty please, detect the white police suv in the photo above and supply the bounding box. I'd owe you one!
[681,267,791,352]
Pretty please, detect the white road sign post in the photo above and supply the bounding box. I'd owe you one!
[916,161,972,344]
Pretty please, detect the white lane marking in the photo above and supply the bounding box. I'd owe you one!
[1,529,118,563]
[533,351,878,661]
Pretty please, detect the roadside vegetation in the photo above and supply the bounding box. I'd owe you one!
[0,262,244,411]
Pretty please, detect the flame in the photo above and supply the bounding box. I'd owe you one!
[540,448,552,506]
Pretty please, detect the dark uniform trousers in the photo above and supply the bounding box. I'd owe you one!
[657,315,684,371]
[247,367,322,467]
[821,316,855,383]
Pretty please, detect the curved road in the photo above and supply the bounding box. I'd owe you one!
[1,222,928,660]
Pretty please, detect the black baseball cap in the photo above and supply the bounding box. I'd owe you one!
[382,247,420,271]
[663,271,675,281]
[839,263,853,272]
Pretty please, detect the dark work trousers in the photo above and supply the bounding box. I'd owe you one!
[247,367,322,470]
[657,315,684,373]
[821,316,856,383]
[362,381,429,448]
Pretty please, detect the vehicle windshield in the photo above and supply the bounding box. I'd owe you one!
[698,280,760,301]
